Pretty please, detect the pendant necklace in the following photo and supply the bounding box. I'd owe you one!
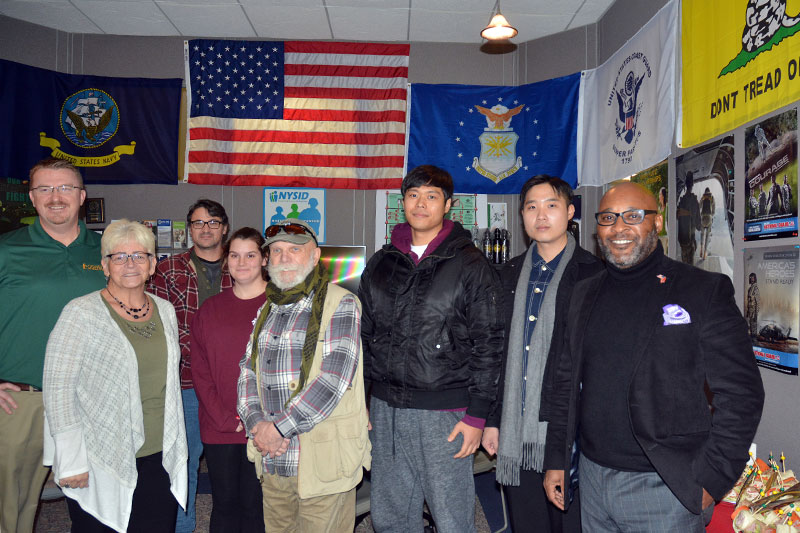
[106,286,150,319]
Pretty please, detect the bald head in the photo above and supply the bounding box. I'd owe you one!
[596,182,662,269]
[599,182,659,213]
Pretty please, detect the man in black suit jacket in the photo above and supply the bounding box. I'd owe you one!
[542,182,764,532]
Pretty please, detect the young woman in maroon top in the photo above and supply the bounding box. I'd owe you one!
[191,227,267,533]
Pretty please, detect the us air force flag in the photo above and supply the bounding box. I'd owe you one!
[0,58,181,185]
[578,0,677,186]
[406,73,580,193]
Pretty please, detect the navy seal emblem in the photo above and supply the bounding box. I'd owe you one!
[60,89,119,148]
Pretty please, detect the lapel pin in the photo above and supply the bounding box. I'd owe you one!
[657,274,666,284]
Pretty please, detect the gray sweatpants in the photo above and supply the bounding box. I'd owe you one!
[369,397,476,533]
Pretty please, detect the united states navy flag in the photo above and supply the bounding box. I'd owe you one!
[406,72,580,194]
[0,58,181,185]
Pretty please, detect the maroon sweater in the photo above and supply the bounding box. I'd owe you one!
[191,288,266,444]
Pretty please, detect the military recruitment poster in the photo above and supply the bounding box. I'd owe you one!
[743,245,799,375]
[680,0,800,147]
[675,136,735,278]
[744,109,798,241]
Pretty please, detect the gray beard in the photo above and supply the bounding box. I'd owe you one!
[599,228,659,269]
[268,256,316,290]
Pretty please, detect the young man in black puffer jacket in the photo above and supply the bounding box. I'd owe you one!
[359,165,503,533]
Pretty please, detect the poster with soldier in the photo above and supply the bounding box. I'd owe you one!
[675,135,734,279]
[605,161,668,254]
[744,109,798,241]
[743,246,799,375]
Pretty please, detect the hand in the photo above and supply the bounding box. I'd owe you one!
[59,472,89,489]
[481,427,499,456]
[252,421,288,457]
[0,383,21,415]
[544,469,565,510]
[235,421,244,433]
[702,488,714,510]
[367,408,372,431]
[447,420,482,459]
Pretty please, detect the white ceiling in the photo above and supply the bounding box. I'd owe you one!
[0,0,616,43]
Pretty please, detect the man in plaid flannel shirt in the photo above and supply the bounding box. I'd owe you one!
[148,198,232,533]
[238,219,365,533]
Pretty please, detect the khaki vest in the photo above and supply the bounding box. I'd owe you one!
[248,284,372,498]
[297,283,371,498]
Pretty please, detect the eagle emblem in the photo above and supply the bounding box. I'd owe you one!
[472,103,524,183]
[60,88,120,149]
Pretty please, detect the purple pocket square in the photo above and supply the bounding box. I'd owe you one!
[662,304,691,325]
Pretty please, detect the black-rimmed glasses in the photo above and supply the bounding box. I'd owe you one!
[595,209,658,226]
[105,252,153,265]
[190,219,223,230]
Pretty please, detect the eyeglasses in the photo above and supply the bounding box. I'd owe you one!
[105,252,153,265]
[31,185,83,194]
[190,219,223,230]
[595,209,658,226]
[264,223,317,244]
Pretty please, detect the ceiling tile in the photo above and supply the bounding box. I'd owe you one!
[244,4,332,40]
[72,0,180,35]
[567,0,615,29]
[325,0,406,7]
[327,5,408,41]
[157,3,255,37]
[409,8,488,43]
[0,0,102,33]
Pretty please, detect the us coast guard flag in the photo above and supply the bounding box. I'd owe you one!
[0,58,181,185]
[406,73,580,193]
[578,0,677,186]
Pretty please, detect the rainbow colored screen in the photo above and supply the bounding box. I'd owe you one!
[319,245,366,294]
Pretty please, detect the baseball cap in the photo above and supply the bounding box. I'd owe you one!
[263,218,318,247]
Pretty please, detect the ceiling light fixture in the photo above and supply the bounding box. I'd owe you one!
[481,0,518,41]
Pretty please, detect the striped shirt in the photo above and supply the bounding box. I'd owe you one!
[237,291,360,476]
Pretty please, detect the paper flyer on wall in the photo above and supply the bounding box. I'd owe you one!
[374,190,487,252]
[263,188,326,244]
[675,136,734,278]
[744,109,798,241]
[743,245,799,375]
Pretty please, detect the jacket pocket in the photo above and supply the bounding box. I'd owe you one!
[308,417,366,482]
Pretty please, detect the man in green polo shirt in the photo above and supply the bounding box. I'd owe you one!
[0,158,105,533]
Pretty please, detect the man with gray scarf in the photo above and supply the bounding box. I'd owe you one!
[483,175,602,533]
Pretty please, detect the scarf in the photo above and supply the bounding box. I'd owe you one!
[249,262,328,406]
[496,233,575,485]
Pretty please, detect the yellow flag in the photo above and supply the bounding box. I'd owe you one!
[680,0,800,147]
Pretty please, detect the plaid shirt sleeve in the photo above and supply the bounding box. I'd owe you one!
[237,305,269,434]
[273,293,361,438]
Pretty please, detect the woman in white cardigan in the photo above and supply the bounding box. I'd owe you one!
[43,219,187,532]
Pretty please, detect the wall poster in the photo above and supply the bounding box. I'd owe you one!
[743,245,799,375]
[675,135,735,278]
[263,188,326,244]
[744,109,798,241]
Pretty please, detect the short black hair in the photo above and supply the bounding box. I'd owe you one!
[187,198,229,227]
[518,175,573,212]
[401,165,454,202]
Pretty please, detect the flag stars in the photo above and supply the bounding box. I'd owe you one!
[272,47,278,52]
[482,100,487,104]
[233,97,238,103]
[256,46,262,52]
[257,104,262,110]
[457,153,463,158]
[240,47,246,52]
[468,108,474,113]
[208,45,214,51]
[536,134,541,140]
[224,104,230,109]
[455,137,461,142]
[273,105,279,110]
[533,119,538,124]
[249,54,254,59]
[193,45,199,51]
[524,166,529,170]
[514,100,519,104]
[532,152,538,157]
[498,97,503,101]
[459,121,464,126]
[200,52,206,57]
[224,46,230,52]
[465,166,471,171]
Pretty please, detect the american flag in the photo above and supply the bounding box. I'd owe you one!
[185,39,409,189]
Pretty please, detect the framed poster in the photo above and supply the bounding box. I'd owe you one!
[263,188,326,244]
[743,245,799,375]
[743,109,798,241]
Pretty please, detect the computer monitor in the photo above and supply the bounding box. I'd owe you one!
[319,245,367,294]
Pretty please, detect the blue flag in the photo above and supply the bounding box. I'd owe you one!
[0,58,181,185]
[407,73,580,193]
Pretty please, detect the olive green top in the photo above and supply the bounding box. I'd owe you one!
[103,296,167,458]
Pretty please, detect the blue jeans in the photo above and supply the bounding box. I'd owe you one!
[176,388,203,533]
